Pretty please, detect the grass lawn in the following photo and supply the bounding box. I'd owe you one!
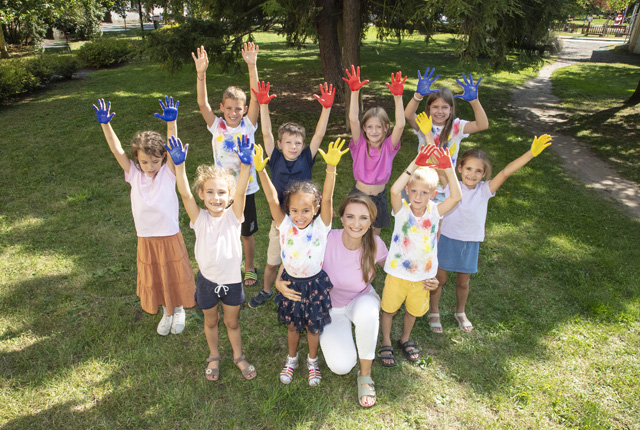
[550,62,640,183]
[1,31,639,429]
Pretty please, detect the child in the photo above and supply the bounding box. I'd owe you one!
[430,135,553,332]
[253,138,349,386]
[165,134,257,381]
[247,80,334,309]
[343,65,407,233]
[191,42,261,288]
[93,97,196,336]
[378,145,462,366]
[404,69,489,203]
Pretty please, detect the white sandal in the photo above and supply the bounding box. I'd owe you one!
[454,312,473,332]
[307,355,321,387]
[428,313,443,333]
[280,354,298,384]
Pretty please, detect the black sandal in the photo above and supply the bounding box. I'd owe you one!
[378,345,397,367]
[397,339,420,362]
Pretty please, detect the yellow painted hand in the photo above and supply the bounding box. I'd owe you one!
[318,137,349,166]
[415,112,432,135]
[531,134,552,157]
[253,144,270,171]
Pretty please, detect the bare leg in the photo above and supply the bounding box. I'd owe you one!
[242,235,256,283]
[379,310,396,366]
[262,263,278,294]
[202,306,220,377]
[455,272,473,331]
[358,358,375,406]
[373,227,382,236]
[307,332,320,359]
[429,268,448,332]
[399,311,419,360]
[223,303,256,378]
[287,322,301,358]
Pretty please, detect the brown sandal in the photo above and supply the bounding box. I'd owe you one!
[234,354,256,380]
[205,355,220,381]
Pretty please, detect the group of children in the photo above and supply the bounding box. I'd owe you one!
[94,42,553,398]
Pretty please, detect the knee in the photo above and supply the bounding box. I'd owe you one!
[353,310,379,327]
[224,316,239,330]
[204,315,218,329]
[325,353,357,375]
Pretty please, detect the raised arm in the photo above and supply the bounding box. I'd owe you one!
[154,95,179,175]
[343,65,368,142]
[454,73,489,134]
[317,138,349,226]
[489,134,552,194]
[386,71,407,146]
[165,136,200,224]
[389,145,436,213]
[405,68,440,132]
[309,82,334,157]
[93,99,129,173]
[254,144,285,225]
[231,135,254,221]
[429,148,462,216]
[242,42,260,126]
[252,80,276,156]
[191,45,215,127]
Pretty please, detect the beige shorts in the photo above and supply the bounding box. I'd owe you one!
[266,221,282,266]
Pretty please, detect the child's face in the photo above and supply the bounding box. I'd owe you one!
[405,179,436,215]
[459,158,486,189]
[363,116,387,146]
[341,203,372,241]
[278,132,305,161]
[288,192,319,229]
[429,97,452,127]
[219,98,248,128]
[137,152,164,178]
[198,178,231,217]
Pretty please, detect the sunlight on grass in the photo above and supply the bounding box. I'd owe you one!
[1,245,75,282]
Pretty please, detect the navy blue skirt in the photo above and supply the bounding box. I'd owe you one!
[275,269,333,334]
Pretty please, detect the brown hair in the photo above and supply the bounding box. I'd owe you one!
[222,86,247,104]
[131,131,166,169]
[192,164,236,208]
[458,148,492,180]
[425,87,456,149]
[360,107,391,157]
[338,195,378,284]
[278,122,306,141]
[283,180,321,219]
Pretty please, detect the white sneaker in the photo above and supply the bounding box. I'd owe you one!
[157,307,173,336]
[170,306,185,334]
[280,354,298,384]
[307,355,321,387]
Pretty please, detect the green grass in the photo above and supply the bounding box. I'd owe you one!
[1,31,639,429]
[550,62,640,183]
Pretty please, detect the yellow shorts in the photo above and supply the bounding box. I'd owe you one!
[266,221,282,266]
[380,274,430,317]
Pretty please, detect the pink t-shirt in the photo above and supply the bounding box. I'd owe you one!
[350,135,401,185]
[125,160,179,237]
[322,229,388,308]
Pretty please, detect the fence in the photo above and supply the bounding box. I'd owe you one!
[553,22,629,37]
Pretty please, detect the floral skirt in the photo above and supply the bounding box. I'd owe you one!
[275,269,333,334]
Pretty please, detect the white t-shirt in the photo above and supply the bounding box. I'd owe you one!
[125,160,179,237]
[208,116,259,195]
[384,200,441,282]
[441,181,495,242]
[190,208,243,284]
[278,215,331,279]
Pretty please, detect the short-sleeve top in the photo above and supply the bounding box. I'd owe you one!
[208,116,259,194]
[415,118,469,168]
[350,135,401,185]
[278,215,331,279]
[190,208,243,284]
[322,229,389,308]
[441,181,495,242]
[125,160,179,237]
[384,200,441,282]
[267,146,315,205]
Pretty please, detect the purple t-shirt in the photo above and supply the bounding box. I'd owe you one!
[322,229,388,308]
[350,135,401,185]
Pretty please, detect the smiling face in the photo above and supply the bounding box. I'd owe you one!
[458,157,486,189]
[278,131,305,161]
[363,116,388,147]
[405,179,437,214]
[198,178,231,217]
[288,191,319,229]
[137,152,164,178]
[219,98,248,128]
[341,202,372,242]
[429,97,452,127]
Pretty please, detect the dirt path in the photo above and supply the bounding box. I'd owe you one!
[510,38,640,219]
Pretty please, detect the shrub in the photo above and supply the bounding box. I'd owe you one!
[0,55,80,102]
[77,38,133,68]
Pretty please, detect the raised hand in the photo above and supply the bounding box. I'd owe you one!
[415,112,433,135]
[416,68,440,96]
[93,98,115,124]
[318,137,349,166]
[342,65,369,91]
[385,71,407,96]
[242,41,259,65]
[154,96,179,122]
[454,73,482,102]
[531,134,552,156]
[415,144,437,167]
[233,135,254,165]
[165,135,188,165]
[431,147,453,169]
[251,81,276,105]
[253,144,270,172]
[313,82,334,109]
[191,45,209,74]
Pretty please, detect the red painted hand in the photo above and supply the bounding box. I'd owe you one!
[313,82,334,108]
[251,81,276,105]
[342,65,369,91]
[385,71,407,96]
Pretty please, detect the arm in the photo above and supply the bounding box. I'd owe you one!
[454,73,489,134]
[154,95,180,175]
[343,65,368,142]
[317,138,350,226]
[165,136,200,224]
[405,68,440,132]
[242,42,260,126]
[252,81,277,156]
[191,45,215,127]
[309,82,334,157]
[488,135,552,194]
[93,99,129,173]
[232,135,254,221]
[254,144,285,225]
[275,264,301,301]
[436,166,462,216]
[386,71,407,146]
[389,160,417,214]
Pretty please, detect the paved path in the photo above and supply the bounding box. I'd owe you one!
[510,38,640,219]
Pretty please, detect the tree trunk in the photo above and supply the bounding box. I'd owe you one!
[0,25,9,59]
[341,0,360,130]
[315,0,344,101]
[626,78,640,105]
[138,0,145,38]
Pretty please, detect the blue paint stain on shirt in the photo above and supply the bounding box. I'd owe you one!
[306,232,313,242]
[223,138,236,152]
[402,260,412,269]
[393,234,399,243]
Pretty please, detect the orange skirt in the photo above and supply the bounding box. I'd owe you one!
[137,232,196,315]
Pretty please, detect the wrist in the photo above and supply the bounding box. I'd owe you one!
[413,93,424,102]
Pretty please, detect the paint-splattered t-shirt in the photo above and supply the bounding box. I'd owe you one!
[278,215,331,279]
[208,116,259,195]
[384,200,442,282]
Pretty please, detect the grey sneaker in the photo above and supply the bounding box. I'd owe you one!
[248,289,273,309]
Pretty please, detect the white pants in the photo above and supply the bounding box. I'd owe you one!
[320,289,380,375]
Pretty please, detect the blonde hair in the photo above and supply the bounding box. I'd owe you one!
[360,107,391,156]
[409,167,439,192]
[131,131,167,169]
[425,87,455,148]
[192,164,236,208]
[222,86,247,104]
[458,148,492,180]
[278,122,306,141]
[338,195,378,284]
